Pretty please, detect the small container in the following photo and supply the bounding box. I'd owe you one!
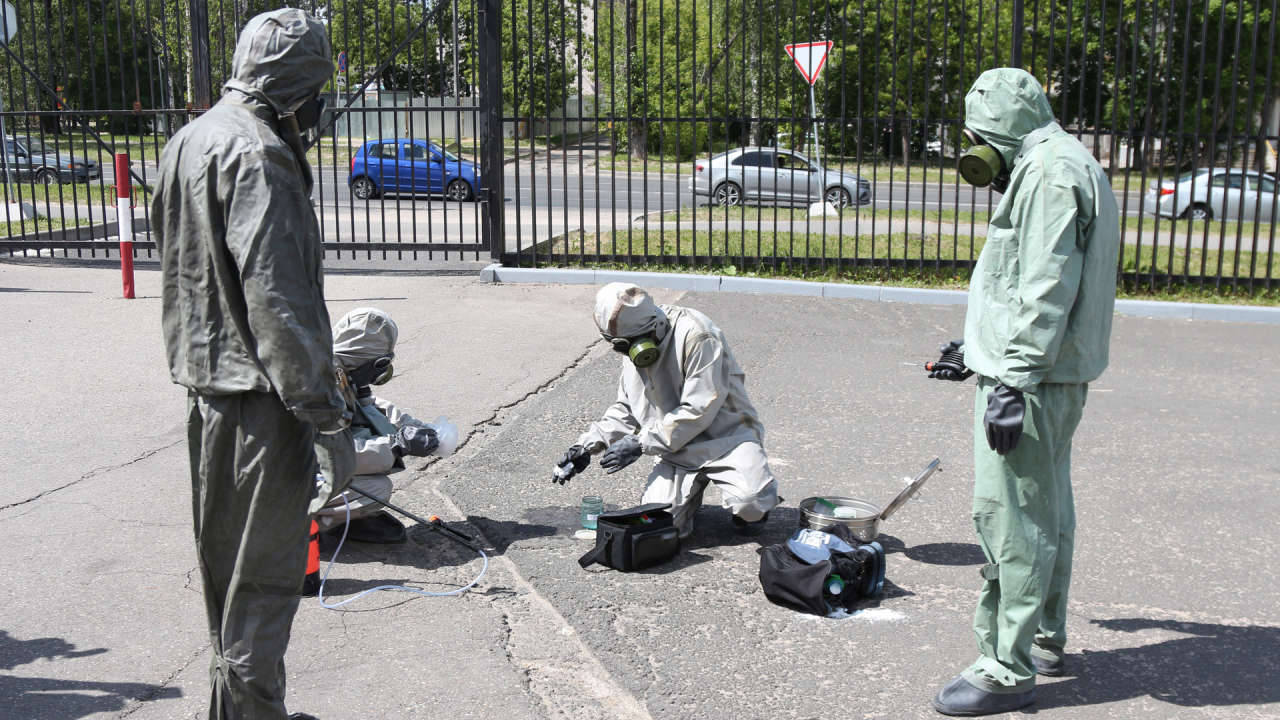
[581,496,604,530]
[823,574,845,596]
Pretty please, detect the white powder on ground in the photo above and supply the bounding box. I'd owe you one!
[823,607,907,622]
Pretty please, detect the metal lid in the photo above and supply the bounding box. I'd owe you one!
[879,458,940,521]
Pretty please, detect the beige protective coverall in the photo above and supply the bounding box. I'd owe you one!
[317,308,437,527]
[578,283,778,537]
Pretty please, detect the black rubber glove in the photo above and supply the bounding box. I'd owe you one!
[390,425,439,458]
[984,385,1025,456]
[929,339,974,381]
[553,445,592,485]
[600,435,643,475]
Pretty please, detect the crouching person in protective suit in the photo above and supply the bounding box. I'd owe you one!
[313,307,441,544]
[555,283,779,539]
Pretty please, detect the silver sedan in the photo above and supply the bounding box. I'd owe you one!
[1143,168,1279,222]
[688,147,871,208]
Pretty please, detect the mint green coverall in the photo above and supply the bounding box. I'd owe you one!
[959,68,1120,694]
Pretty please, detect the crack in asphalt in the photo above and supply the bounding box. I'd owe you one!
[116,641,210,719]
[0,438,184,512]
[401,343,602,480]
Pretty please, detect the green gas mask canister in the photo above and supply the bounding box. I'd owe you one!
[611,336,661,368]
[958,129,1009,191]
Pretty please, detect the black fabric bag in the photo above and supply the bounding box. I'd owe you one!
[578,502,681,572]
[759,523,882,615]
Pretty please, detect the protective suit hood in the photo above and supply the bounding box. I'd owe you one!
[594,283,669,340]
[224,9,333,116]
[964,68,1056,169]
[333,308,399,370]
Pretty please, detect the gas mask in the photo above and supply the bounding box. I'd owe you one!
[959,129,1010,194]
[609,335,661,368]
[346,356,394,388]
[294,94,326,132]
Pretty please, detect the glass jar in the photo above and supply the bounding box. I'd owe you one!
[581,496,604,529]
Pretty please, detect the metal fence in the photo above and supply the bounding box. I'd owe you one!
[502,0,1280,291]
[0,0,497,261]
[0,0,1277,290]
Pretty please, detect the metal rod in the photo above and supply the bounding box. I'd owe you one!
[347,485,477,548]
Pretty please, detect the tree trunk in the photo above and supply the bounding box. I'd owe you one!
[625,0,646,159]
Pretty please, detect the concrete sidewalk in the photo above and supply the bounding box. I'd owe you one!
[1,259,1277,719]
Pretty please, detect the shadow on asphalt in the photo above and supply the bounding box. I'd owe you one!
[0,630,182,717]
[1036,619,1280,711]
[904,541,987,566]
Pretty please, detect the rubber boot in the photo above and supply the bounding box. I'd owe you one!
[1032,654,1064,677]
[732,511,769,536]
[932,674,1035,716]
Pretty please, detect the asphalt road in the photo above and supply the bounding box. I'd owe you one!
[2,261,1278,719]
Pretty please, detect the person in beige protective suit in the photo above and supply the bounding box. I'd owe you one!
[555,283,779,538]
[314,307,442,544]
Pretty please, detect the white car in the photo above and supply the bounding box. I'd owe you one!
[688,147,871,208]
[1143,168,1279,222]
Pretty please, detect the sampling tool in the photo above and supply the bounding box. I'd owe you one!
[314,486,488,610]
[347,485,477,549]
[799,458,940,542]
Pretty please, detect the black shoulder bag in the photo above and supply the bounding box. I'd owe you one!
[577,503,681,572]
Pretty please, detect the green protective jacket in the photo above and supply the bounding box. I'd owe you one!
[152,10,343,428]
[962,68,1121,392]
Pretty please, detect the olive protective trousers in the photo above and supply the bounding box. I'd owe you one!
[963,377,1086,695]
[188,391,316,720]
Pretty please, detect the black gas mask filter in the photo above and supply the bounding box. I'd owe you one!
[294,94,327,132]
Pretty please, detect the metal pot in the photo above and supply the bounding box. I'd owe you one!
[798,496,882,542]
[798,458,940,542]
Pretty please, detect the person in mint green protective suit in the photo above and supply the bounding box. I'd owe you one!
[927,68,1120,717]
[153,9,348,720]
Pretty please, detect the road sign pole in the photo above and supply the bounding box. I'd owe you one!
[810,84,824,200]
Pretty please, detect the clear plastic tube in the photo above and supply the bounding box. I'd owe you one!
[318,495,487,610]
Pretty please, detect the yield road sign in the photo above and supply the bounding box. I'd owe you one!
[784,41,833,85]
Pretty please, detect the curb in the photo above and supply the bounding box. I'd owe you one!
[479,264,1280,323]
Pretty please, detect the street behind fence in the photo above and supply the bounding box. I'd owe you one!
[0,0,1277,290]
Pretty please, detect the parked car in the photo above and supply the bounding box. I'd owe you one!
[688,147,872,208]
[2,135,102,184]
[1143,168,1279,222]
[348,139,480,201]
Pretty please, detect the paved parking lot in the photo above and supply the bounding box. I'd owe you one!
[1,259,1276,719]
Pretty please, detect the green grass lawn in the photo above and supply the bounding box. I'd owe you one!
[531,228,1280,306]
[662,206,994,225]
[7,181,142,208]
[1,215,93,237]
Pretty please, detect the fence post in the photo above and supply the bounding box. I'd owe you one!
[188,0,213,110]
[1010,0,1025,69]
[477,0,505,263]
[115,153,135,299]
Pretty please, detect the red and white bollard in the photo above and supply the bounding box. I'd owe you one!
[115,152,135,299]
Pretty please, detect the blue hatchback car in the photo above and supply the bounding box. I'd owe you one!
[348,139,481,202]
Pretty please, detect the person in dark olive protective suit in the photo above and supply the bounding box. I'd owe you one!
[152,9,350,720]
[926,68,1120,716]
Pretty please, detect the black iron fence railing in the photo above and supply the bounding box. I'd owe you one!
[1,0,1276,291]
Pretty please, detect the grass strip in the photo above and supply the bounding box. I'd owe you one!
[530,229,1280,306]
